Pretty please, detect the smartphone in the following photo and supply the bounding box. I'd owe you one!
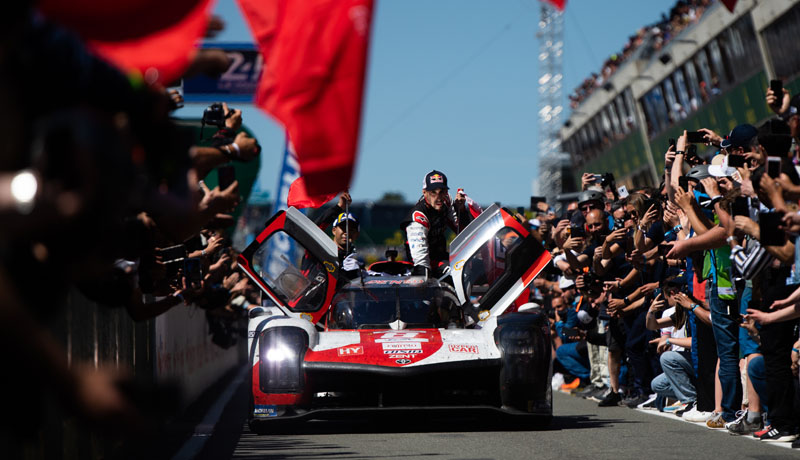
[759,211,786,246]
[767,156,782,178]
[516,206,525,215]
[678,176,689,192]
[217,164,236,190]
[668,138,676,150]
[686,131,706,143]
[730,196,749,217]
[158,244,186,263]
[184,257,204,286]
[617,185,629,199]
[569,224,586,238]
[727,154,746,168]
[771,79,783,96]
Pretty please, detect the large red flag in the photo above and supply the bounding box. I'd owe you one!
[39,0,215,84]
[541,0,566,11]
[237,0,374,197]
[287,177,338,209]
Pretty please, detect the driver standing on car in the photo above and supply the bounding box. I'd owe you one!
[313,192,361,280]
[403,170,473,278]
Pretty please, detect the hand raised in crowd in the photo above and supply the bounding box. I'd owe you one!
[338,191,352,209]
[639,203,658,230]
[593,246,604,261]
[745,308,774,325]
[199,180,240,216]
[766,86,791,114]
[605,227,627,244]
[581,172,595,191]
[700,177,720,198]
[222,102,242,132]
[233,131,259,161]
[222,271,241,291]
[662,201,680,228]
[603,278,623,293]
[675,130,688,154]
[673,292,693,310]
[665,144,676,168]
[606,296,626,316]
[733,215,758,238]
[744,148,764,168]
[673,186,694,211]
[698,128,723,146]
[204,234,224,256]
[640,281,659,296]
[453,188,467,210]
[781,211,800,234]
[563,235,584,251]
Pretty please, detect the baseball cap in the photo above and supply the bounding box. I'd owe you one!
[720,124,758,150]
[333,212,359,229]
[558,276,575,290]
[423,170,448,191]
[708,155,736,178]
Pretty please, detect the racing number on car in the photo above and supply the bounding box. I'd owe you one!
[375,332,428,342]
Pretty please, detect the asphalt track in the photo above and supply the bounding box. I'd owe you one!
[173,372,800,460]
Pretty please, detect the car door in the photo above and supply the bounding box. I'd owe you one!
[449,204,551,323]
[238,207,339,324]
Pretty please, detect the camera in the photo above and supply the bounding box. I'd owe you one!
[568,223,586,238]
[202,102,233,129]
[593,173,615,189]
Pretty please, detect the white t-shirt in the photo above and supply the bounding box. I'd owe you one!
[659,306,688,352]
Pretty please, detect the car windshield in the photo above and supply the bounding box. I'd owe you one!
[328,284,459,329]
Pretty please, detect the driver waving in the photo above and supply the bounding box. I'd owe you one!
[403,170,473,278]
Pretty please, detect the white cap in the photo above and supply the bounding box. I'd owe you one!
[529,218,542,229]
[518,302,541,313]
[708,155,736,178]
[558,276,575,290]
[577,310,593,324]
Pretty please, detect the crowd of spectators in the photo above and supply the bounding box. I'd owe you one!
[569,0,713,109]
[530,82,800,447]
[0,5,264,439]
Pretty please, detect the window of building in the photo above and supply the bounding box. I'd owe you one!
[763,3,800,80]
[672,70,692,116]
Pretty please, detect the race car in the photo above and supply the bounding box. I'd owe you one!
[237,204,553,433]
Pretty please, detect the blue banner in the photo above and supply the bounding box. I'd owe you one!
[262,138,301,286]
[183,43,262,103]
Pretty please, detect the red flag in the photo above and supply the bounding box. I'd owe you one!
[541,0,566,11]
[39,0,215,84]
[237,0,374,197]
[287,177,339,209]
[721,0,738,13]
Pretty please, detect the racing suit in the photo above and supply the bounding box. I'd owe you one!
[402,197,473,276]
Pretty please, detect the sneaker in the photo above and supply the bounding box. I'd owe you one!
[560,377,581,392]
[598,391,622,407]
[575,385,599,399]
[551,373,565,391]
[637,394,659,410]
[791,438,800,448]
[675,401,696,417]
[683,408,715,423]
[759,427,799,442]
[663,400,688,413]
[706,412,726,429]
[725,410,763,436]
[621,393,651,408]
[753,425,772,438]
[587,385,609,402]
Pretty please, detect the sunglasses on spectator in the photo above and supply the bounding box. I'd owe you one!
[580,203,600,212]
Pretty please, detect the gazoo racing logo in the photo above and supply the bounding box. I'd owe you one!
[374,331,429,343]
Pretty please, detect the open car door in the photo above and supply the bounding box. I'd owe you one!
[449,204,551,324]
[238,207,339,325]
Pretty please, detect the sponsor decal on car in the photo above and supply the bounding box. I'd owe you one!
[324,261,336,273]
[254,405,279,417]
[382,342,421,350]
[374,332,429,343]
[395,359,412,364]
[337,345,364,356]
[364,278,425,286]
[383,349,423,354]
[448,344,479,354]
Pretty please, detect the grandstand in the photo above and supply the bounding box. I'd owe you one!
[559,0,800,191]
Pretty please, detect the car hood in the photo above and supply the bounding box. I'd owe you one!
[304,328,500,368]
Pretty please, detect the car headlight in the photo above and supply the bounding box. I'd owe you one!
[259,327,308,393]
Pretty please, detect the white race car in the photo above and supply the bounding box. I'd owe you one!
[238,204,552,432]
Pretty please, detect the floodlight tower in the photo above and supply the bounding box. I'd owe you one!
[535,1,567,208]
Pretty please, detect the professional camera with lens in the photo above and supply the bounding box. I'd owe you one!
[202,102,233,129]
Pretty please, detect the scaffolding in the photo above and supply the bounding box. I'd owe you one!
[535,2,568,207]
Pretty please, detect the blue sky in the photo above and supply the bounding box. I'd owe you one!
[181,0,676,207]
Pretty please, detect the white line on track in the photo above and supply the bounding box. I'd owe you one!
[172,366,248,460]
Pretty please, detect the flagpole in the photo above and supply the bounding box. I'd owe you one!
[345,196,350,257]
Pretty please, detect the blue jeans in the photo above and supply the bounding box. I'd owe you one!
[738,284,760,358]
[706,282,742,422]
[651,351,696,403]
[556,341,590,380]
[747,355,768,417]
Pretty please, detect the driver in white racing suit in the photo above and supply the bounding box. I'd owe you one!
[402,170,475,277]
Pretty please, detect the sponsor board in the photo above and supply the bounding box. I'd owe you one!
[382,342,421,350]
[337,345,364,356]
[448,344,479,354]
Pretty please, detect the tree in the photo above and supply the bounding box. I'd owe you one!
[378,191,405,203]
